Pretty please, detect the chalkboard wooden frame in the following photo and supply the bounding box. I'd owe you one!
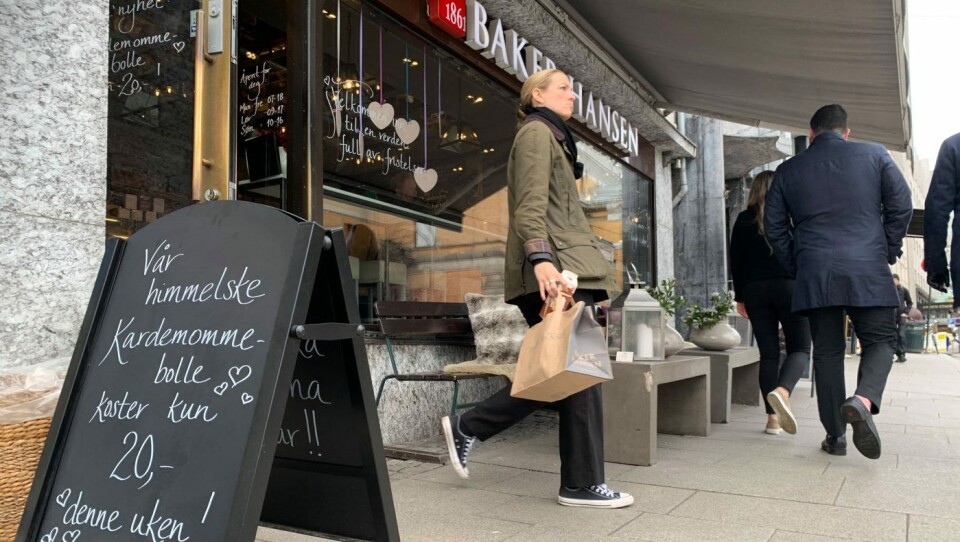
[15,202,332,542]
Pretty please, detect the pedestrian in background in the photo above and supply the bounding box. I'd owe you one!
[923,133,960,302]
[765,104,912,459]
[441,69,633,509]
[730,170,811,436]
[892,274,913,362]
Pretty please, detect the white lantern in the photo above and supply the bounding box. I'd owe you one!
[606,282,666,361]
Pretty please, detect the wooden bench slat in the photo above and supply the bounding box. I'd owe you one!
[379,318,473,336]
[375,301,469,318]
[395,372,503,382]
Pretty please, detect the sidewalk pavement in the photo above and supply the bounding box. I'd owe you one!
[257,352,960,542]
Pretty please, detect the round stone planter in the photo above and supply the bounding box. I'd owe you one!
[664,324,685,357]
[690,322,741,351]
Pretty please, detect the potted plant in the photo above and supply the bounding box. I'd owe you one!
[681,291,742,351]
[648,279,687,357]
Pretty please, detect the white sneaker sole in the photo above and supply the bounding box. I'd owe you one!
[558,492,634,509]
[441,416,469,479]
[765,427,782,435]
[767,391,797,435]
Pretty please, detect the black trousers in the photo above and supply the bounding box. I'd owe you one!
[807,306,897,437]
[459,290,604,488]
[895,316,906,359]
[741,279,811,414]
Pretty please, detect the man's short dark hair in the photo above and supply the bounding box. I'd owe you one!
[810,104,848,135]
[893,273,900,280]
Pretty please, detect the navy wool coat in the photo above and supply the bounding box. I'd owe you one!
[923,133,960,304]
[764,132,912,313]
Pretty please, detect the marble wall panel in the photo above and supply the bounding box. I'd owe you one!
[0,1,108,223]
[0,211,103,369]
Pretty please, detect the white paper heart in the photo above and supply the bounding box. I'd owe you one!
[367,101,395,130]
[228,365,251,387]
[414,167,438,193]
[173,41,185,53]
[241,393,254,405]
[62,530,82,542]
[55,488,71,507]
[214,382,228,396]
[394,118,420,145]
[40,527,58,542]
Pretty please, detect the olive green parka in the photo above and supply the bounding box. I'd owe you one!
[504,117,617,303]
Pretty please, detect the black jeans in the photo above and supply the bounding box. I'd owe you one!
[459,290,604,488]
[742,279,811,414]
[895,316,907,359]
[807,306,897,437]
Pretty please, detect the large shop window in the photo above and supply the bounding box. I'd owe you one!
[322,0,652,320]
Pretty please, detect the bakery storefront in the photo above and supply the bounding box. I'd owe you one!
[107,0,657,324]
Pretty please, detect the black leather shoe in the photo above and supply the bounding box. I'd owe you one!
[821,435,847,456]
[841,397,881,459]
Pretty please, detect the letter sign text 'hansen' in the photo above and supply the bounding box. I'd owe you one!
[428,0,467,39]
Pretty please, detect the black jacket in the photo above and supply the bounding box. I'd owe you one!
[765,132,912,313]
[896,284,913,315]
[923,132,960,305]
[729,207,793,302]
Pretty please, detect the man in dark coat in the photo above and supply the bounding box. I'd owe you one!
[892,274,913,363]
[923,133,960,302]
[765,104,912,459]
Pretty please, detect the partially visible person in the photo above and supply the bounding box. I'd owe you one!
[924,133,960,302]
[441,69,633,508]
[730,170,811,436]
[765,104,912,459]
[892,274,913,363]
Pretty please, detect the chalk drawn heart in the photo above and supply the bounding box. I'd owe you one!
[394,118,420,145]
[367,101,395,130]
[241,393,254,405]
[62,530,81,542]
[214,382,228,396]
[228,365,251,387]
[414,167,438,193]
[173,41,185,53]
[40,527,58,542]
[55,488,71,507]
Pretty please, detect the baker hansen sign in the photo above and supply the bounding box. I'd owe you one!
[461,0,642,157]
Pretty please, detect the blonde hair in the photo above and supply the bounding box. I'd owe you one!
[748,170,775,241]
[517,69,565,123]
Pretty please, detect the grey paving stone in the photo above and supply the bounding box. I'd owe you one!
[501,525,633,541]
[256,527,337,542]
[412,461,531,489]
[656,433,768,455]
[836,472,960,518]
[769,529,863,541]
[670,492,907,541]
[477,494,644,536]
[908,515,960,541]
[613,513,774,541]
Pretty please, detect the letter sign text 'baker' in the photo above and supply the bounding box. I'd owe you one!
[461,0,640,156]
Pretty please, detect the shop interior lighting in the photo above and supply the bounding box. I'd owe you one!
[466,94,484,104]
[245,50,257,60]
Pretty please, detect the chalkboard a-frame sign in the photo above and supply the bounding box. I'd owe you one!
[17,201,399,542]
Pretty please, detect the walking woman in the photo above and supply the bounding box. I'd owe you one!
[730,171,812,436]
[441,69,633,509]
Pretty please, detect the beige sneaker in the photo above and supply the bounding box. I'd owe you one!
[767,390,797,435]
[765,418,782,435]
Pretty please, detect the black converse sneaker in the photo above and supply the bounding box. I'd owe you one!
[441,415,476,479]
[558,484,634,509]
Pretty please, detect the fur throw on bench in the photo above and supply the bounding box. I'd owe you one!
[443,293,528,381]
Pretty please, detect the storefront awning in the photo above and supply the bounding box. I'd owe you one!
[563,0,911,151]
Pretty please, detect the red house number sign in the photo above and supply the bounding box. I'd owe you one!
[428,0,466,38]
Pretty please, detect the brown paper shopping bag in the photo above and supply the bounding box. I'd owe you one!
[510,295,613,402]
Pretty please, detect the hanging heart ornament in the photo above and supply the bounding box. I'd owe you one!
[367,102,395,130]
[394,118,420,145]
[414,167,438,193]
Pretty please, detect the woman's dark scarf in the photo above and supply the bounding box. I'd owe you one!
[524,106,584,179]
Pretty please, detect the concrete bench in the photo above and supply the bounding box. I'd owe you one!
[601,355,711,466]
[681,346,760,423]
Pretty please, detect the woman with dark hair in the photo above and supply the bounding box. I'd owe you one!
[440,68,633,508]
[730,170,812,436]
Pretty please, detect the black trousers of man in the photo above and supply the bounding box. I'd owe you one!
[459,289,604,488]
[895,317,907,360]
[806,306,897,437]
[741,279,811,414]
